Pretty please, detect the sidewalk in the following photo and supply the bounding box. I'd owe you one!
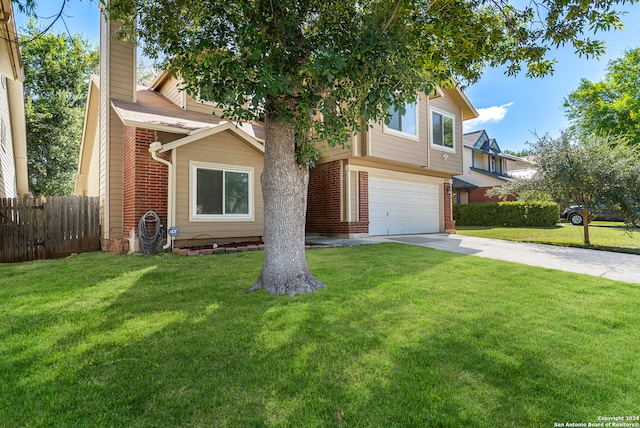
[306,234,640,284]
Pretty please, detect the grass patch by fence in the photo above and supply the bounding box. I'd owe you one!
[1,245,638,426]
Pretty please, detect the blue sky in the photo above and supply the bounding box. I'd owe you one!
[464,3,640,152]
[16,0,640,152]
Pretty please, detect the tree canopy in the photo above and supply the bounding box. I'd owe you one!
[102,0,638,294]
[564,47,640,147]
[105,0,636,163]
[489,131,640,244]
[20,22,99,195]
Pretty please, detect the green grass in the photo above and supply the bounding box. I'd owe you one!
[1,246,639,427]
[457,223,640,254]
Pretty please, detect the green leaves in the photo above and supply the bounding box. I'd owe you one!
[564,48,640,147]
[492,131,640,231]
[105,0,637,166]
[20,22,99,196]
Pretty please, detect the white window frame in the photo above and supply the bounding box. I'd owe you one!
[190,161,254,222]
[430,107,456,153]
[383,100,419,141]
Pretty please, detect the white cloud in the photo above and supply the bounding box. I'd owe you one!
[464,102,513,131]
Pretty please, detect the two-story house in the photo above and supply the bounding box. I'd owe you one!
[75,11,478,252]
[307,88,477,237]
[453,129,531,204]
[0,0,28,198]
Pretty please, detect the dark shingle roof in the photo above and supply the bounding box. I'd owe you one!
[452,177,479,189]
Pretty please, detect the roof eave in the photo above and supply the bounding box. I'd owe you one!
[159,122,265,155]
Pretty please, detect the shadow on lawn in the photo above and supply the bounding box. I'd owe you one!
[0,246,630,427]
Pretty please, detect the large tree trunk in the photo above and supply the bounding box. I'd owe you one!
[244,114,326,296]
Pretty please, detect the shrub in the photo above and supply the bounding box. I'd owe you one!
[453,201,559,227]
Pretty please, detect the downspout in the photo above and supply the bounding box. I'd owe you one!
[149,141,174,250]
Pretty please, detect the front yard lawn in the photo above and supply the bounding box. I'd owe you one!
[1,245,638,427]
[457,224,640,255]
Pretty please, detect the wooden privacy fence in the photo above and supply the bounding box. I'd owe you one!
[0,196,100,263]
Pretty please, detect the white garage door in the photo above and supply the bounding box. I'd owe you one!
[369,178,440,236]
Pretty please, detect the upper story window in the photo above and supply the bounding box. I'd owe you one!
[385,101,418,138]
[431,108,455,151]
[191,162,253,221]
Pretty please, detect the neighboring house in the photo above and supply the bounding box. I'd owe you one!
[75,12,478,252]
[0,0,28,198]
[453,130,531,204]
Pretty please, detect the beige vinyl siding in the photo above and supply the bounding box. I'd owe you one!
[317,138,354,163]
[174,132,264,240]
[367,95,429,166]
[158,76,183,108]
[464,150,506,187]
[462,145,473,174]
[347,170,359,222]
[76,78,99,196]
[427,95,463,175]
[87,129,100,196]
[7,79,28,195]
[0,76,15,197]
[98,12,134,239]
[108,110,124,239]
[157,131,183,145]
[108,22,135,103]
[0,27,17,82]
[185,96,226,117]
[472,151,486,170]
[466,169,506,187]
[99,14,109,238]
[0,41,13,81]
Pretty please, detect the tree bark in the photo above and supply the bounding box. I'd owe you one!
[244,114,327,296]
[581,207,590,245]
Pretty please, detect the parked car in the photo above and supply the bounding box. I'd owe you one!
[560,205,624,226]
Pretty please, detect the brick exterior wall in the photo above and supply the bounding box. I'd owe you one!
[469,186,516,203]
[122,126,168,243]
[443,182,456,233]
[306,161,369,236]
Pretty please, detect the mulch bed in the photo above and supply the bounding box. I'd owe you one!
[172,241,335,256]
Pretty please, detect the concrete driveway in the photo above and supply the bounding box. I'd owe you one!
[306,234,640,284]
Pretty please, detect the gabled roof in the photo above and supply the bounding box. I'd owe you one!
[441,87,478,121]
[110,87,266,141]
[463,129,516,159]
[462,129,487,147]
[158,122,265,155]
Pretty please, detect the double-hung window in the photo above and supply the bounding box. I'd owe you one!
[191,162,253,220]
[431,109,455,150]
[386,101,417,138]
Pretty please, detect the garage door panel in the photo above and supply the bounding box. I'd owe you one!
[369,178,440,236]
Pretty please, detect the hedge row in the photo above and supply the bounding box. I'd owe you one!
[453,201,559,227]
